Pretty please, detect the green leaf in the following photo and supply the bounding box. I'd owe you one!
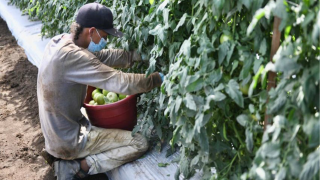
[312,11,320,44]
[149,6,155,14]
[274,57,302,77]
[171,126,181,147]
[253,57,264,74]
[169,42,181,61]
[185,123,195,143]
[197,127,209,153]
[218,43,229,65]
[149,24,167,44]
[149,0,154,5]
[203,92,226,111]
[146,57,156,76]
[273,0,287,20]
[174,13,187,32]
[236,114,250,127]
[156,123,162,139]
[284,25,291,40]
[180,157,190,178]
[198,33,215,54]
[175,96,182,113]
[268,92,287,114]
[299,149,320,180]
[247,1,275,35]
[245,128,253,153]
[193,12,208,33]
[303,117,320,148]
[158,163,170,167]
[290,125,300,141]
[212,0,225,10]
[149,24,162,35]
[301,11,315,27]
[249,104,255,113]
[249,65,264,97]
[210,91,227,101]
[180,39,191,58]
[275,166,287,180]
[241,0,251,9]
[163,8,170,28]
[226,43,235,65]
[156,0,169,13]
[186,75,204,92]
[195,113,211,133]
[231,61,239,75]
[226,80,244,108]
[259,38,267,55]
[247,11,262,36]
[190,155,200,167]
[239,55,253,80]
[184,93,197,111]
[131,125,140,135]
[261,142,280,158]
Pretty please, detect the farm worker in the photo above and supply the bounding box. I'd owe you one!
[37,2,164,180]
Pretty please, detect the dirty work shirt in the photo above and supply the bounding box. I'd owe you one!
[37,34,162,159]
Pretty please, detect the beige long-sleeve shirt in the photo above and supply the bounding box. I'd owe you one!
[37,34,162,159]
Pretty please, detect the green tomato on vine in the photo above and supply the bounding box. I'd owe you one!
[240,84,249,95]
[220,33,233,44]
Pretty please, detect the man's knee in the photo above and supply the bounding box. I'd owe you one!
[132,133,149,153]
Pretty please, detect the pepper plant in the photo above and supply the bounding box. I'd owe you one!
[10,0,320,179]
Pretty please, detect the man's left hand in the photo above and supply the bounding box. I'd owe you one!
[132,50,142,62]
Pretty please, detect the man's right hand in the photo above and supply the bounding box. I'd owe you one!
[132,50,150,62]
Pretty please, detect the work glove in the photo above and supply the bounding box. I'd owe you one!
[159,72,165,82]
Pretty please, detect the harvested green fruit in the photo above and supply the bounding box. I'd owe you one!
[92,89,102,99]
[89,100,96,105]
[93,92,103,102]
[102,89,109,96]
[118,94,126,100]
[95,94,105,105]
[106,92,118,102]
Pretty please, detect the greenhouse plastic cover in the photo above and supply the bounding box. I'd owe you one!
[0,0,203,179]
[0,0,50,68]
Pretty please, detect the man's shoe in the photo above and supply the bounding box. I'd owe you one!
[83,173,109,180]
[54,160,88,180]
[40,148,59,167]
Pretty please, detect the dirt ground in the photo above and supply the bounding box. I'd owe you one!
[0,18,55,179]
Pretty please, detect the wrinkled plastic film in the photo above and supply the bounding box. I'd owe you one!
[0,0,50,68]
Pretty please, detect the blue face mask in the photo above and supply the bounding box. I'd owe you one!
[87,29,107,52]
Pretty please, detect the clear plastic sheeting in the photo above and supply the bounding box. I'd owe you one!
[106,144,203,180]
[0,0,50,68]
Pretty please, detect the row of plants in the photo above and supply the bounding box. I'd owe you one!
[8,0,319,179]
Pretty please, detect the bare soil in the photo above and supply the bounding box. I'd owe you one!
[0,18,55,180]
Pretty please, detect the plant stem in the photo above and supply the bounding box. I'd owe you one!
[192,5,194,17]
[232,122,245,147]
[219,153,238,177]
[232,13,236,35]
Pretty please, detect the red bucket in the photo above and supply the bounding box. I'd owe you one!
[83,86,137,131]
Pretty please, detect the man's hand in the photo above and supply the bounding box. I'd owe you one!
[132,50,149,62]
[132,50,142,62]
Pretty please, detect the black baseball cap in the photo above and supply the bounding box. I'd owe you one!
[76,3,123,38]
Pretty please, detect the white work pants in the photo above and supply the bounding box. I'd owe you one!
[76,126,149,175]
